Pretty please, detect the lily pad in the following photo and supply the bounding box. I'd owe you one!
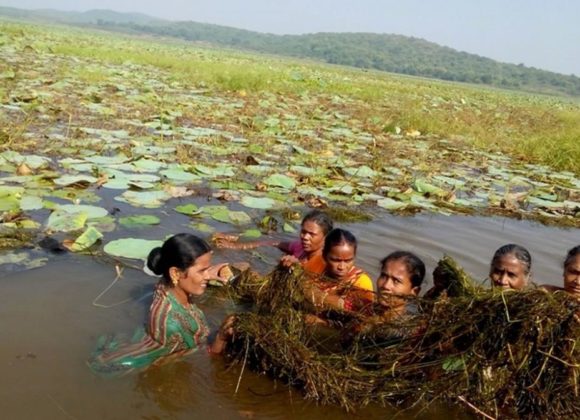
[53,175,98,187]
[46,210,88,232]
[116,190,171,208]
[264,173,296,189]
[67,226,103,252]
[242,228,262,238]
[377,197,408,210]
[58,204,109,219]
[20,195,44,211]
[240,196,277,209]
[104,238,163,260]
[175,204,201,216]
[119,215,161,228]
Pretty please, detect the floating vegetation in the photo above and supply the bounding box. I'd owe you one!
[323,206,373,223]
[0,19,578,274]
[225,259,580,418]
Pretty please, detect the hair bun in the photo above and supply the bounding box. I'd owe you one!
[146,247,164,275]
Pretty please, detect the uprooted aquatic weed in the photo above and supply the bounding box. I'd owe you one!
[225,258,580,418]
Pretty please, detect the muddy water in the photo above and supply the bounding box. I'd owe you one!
[0,213,577,419]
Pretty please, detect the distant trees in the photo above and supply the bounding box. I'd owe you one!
[91,19,580,97]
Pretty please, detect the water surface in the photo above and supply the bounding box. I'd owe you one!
[0,213,577,419]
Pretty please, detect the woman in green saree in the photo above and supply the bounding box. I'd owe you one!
[89,233,232,376]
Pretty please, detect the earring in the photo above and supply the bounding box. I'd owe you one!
[171,276,179,287]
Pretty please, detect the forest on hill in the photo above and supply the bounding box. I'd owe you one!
[2,6,580,97]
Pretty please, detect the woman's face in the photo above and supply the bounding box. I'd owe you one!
[490,254,528,290]
[325,242,355,281]
[175,252,213,297]
[376,259,419,307]
[563,255,580,297]
[300,220,326,254]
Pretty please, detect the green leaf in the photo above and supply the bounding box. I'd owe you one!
[377,198,408,210]
[20,195,44,211]
[242,228,262,238]
[69,227,103,252]
[53,175,98,187]
[46,210,88,232]
[240,196,277,209]
[413,179,447,198]
[104,238,163,260]
[174,204,200,216]
[58,204,108,219]
[119,215,161,228]
[264,173,296,189]
[442,356,465,372]
[228,210,252,225]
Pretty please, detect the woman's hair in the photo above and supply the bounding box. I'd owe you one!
[147,233,212,284]
[302,209,333,235]
[565,245,580,268]
[381,251,426,288]
[490,244,532,275]
[322,228,357,258]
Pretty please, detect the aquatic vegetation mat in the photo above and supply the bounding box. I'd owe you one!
[225,259,580,418]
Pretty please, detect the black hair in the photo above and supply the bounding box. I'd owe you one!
[565,245,580,269]
[147,233,212,285]
[381,251,426,288]
[490,244,532,275]
[322,228,357,259]
[302,210,333,235]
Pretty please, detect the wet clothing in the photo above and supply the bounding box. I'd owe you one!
[288,240,326,275]
[89,284,209,376]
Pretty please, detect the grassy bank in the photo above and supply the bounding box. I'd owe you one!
[7,21,575,173]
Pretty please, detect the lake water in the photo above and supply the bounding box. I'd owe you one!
[0,212,577,419]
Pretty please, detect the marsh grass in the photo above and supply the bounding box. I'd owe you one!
[2,20,580,173]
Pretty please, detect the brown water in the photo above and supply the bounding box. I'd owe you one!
[0,213,577,419]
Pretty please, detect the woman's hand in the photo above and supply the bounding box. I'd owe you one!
[209,315,237,355]
[279,254,300,269]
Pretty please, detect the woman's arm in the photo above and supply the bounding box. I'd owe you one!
[212,232,282,251]
[209,315,236,354]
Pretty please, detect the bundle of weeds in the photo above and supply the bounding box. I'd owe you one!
[226,259,580,418]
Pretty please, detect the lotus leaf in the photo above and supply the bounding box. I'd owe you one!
[119,215,161,227]
[344,165,377,178]
[376,197,407,210]
[53,175,98,186]
[189,222,214,233]
[413,179,447,198]
[58,204,108,219]
[104,238,163,260]
[242,229,262,238]
[175,204,200,216]
[46,210,88,232]
[240,196,277,209]
[115,190,171,208]
[264,173,296,189]
[19,195,44,211]
[160,169,200,183]
[68,226,103,252]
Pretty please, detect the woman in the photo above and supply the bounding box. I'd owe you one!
[542,246,580,298]
[214,209,333,275]
[301,229,374,318]
[89,234,232,376]
[376,251,425,319]
[489,244,532,290]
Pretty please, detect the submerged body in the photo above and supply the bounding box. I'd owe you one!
[89,284,209,375]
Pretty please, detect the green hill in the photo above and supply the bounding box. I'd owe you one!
[2,6,579,97]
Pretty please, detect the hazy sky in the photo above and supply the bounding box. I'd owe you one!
[1,0,579,76]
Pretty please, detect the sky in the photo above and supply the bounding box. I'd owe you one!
[1,0,579,76]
